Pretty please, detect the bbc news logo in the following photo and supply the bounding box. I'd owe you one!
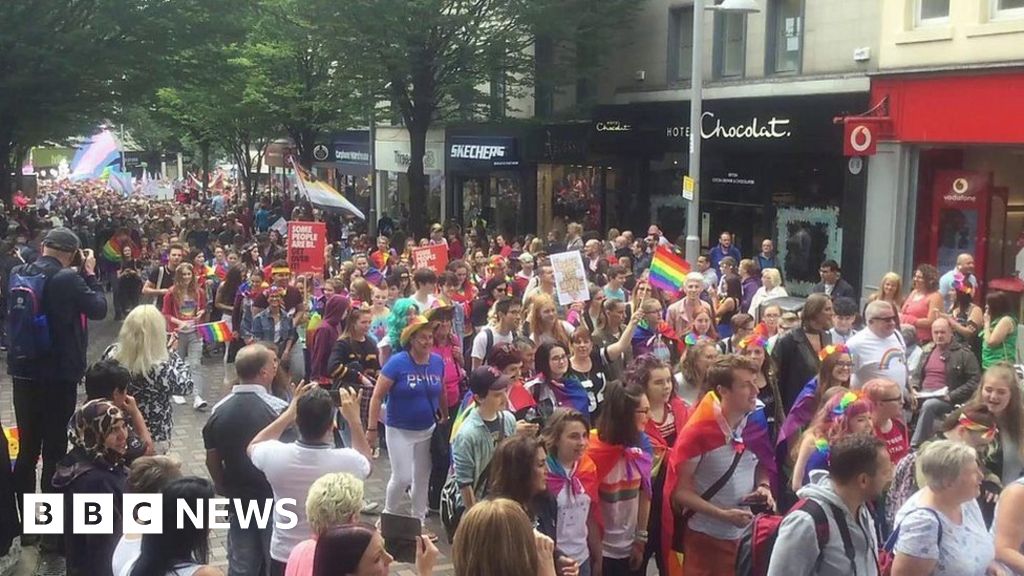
[23,494,298,534]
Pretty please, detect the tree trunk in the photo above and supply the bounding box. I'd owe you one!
[406,117,429,239]
[0,140,12,207]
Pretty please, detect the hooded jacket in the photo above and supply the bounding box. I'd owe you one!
[767,474,879,576]
[52,448,126,576]
[309,295,350,383]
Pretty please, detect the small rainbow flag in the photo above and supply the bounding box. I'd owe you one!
[649,245,690,294]
[197,321,232,343]
[101,237,123,262]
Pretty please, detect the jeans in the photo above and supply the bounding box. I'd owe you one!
[12,379,77,499]
[912,397,955,446]
[384,425,434,522]
[177,331,207,399]
[227,511,272,576]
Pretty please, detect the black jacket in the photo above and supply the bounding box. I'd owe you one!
[52,449,126,576]
[772,328,832,413]
[910,341,982,405]
[7,256,108,382]
[810,278,856,301]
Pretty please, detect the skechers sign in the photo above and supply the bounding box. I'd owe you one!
[447,136,519,167]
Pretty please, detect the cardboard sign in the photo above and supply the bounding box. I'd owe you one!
[411,244,449,275]
[287,221,327,275]
[550,250,590,306]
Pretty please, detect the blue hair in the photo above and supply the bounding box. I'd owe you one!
[386,297,420,348]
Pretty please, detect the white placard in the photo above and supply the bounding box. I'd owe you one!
[550,250,590,306]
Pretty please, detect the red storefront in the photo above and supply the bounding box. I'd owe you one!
[863,70,1024,283]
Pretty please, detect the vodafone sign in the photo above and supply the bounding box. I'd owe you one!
[844,122,876,156]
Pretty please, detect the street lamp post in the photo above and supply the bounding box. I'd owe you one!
[684,0,760,268]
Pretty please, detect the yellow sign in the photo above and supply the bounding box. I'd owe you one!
[683,176,695,201]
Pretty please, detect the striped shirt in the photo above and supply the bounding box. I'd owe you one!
[599,455,643,558]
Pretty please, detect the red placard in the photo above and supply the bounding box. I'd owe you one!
[844,120,878,156]
[287,221,327,275]
[411,244,449,275]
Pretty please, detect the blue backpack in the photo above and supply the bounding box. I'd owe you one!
[7,263,55,362]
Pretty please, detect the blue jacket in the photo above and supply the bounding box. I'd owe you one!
[710,244,742,269]
[250,309,296,346]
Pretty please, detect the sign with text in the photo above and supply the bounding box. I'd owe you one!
[287,221,326,275]
[411,244,449,275]
[550,250,590,306]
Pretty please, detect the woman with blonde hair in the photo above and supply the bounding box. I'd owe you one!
[972,363,1024,489]
[748,268,788,322]
[453,498,557,576]
[286,472,365,576]
[161,262,208,410]
[674,339,718,406]
[526,293,574,349]
[868,271,904,309]
[104,305,194,452]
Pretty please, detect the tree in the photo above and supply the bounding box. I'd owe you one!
[338,0,645,236]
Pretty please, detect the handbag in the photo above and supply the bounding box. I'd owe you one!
[440,459,493,543]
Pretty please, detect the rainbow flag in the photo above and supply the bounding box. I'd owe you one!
[649,245,690,294]
[101,237,123,262]
[290,157,366,220]
[197,321,232,343]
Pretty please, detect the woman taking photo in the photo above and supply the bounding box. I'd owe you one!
[161,263,208,411]
[674,340,718,407]
[900,264,943,344]
[982,292,1018,368]
[104,305,195,453]
[525,342,590,422]
[543,409,599,576]
[126,477,222,576]
[368,315,446,538]
[527,293,574,349]
[889,441,997,576]
[945,275,983,349]
[567,308,643,421]
[777,344,853,456]
[791,391,873,491]
[312,522,437,576]
[586,382,652,576]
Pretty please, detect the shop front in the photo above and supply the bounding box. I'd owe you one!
[312,130,373,223]
[374,127,445,228]
[592,93,869,295]
[861,70,1024,294]
[445,125,537,240]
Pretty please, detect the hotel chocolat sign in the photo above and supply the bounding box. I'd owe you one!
[664,112,793,140]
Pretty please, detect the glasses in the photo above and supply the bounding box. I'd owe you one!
[644,309,662,315]
[836,361,854,368]
[872,316,897,323]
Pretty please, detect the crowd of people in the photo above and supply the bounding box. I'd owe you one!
[1,179,1024,576]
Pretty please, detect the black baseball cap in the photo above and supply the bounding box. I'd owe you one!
[468,366,512,397]
[42,227,81,253]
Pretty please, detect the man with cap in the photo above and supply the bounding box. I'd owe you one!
[8,227,107,505]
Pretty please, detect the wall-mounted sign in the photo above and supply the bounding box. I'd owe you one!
[332,141,371,166]
[312,144,330,162]
[447,136,519,168]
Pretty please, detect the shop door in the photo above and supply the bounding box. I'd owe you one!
[704,200,769,257]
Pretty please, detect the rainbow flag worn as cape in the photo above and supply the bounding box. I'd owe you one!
[660,391,775,576]
[101,237,124,263]
[649,245,691,294]
[585,429,653,532]
[777,377,820,450]
[644,395,692,479]
[197,321,232,343]
[546,453,599,519]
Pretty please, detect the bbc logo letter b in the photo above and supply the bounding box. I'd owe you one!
[23,494,63,534]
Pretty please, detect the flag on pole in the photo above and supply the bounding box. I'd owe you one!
[196,321,232,343]
[289,157,366,220]
[648,245,691,294]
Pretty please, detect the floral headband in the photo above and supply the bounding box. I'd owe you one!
[958,413,998,441]
[952,272,973,296]
[738,334,767,350]
[684,332,713,347]
[819,343,850,362]
[831,391,860,417]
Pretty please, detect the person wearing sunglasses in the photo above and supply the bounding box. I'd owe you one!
[847,300,910,393]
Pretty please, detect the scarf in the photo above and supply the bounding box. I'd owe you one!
[585,430,654,533]
[70,399,126,472]
[546,454,599,505]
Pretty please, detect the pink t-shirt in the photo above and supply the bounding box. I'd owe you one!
[921,349,947,392]
[433,340,462,408]
[285,538,316,576]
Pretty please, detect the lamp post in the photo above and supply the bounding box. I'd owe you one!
[684,0,760,267]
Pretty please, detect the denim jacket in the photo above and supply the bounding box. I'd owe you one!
[250,309,296,346]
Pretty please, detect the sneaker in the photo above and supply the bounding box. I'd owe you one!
[193,396,208,411]
[361,500,379,514]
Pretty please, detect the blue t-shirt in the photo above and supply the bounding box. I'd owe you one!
[381,351,444,431]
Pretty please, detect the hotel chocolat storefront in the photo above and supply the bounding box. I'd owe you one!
[591,93,869,294]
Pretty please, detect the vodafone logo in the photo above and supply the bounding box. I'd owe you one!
[952,178,969,194]
[849,125,872,153]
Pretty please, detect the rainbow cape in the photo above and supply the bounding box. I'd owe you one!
[777,377,820,450]
[586,429,653,532]
[197,321,232,343]
[649,245,690,294]
[546,453,599,518]
[660,391,775,576]
[644,395,692,479]
[101,237,124,262]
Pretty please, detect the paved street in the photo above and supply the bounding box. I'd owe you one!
[0,301,455,576]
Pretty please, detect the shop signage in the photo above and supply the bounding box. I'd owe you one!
[447,136,519,167]
[665,112,793,141]
[393,150,439,170]
[287,221,327,275]
[332,141,371,166]
[596,121,632,132]
[312,144,330,162]
[943,177,976,204]
[843,121,877,156]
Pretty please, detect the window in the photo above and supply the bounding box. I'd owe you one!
[668,7,695,83]
[769,0,803,74]
[993,0,1024,18]
[714,12,746,79]
[916,0,950,26]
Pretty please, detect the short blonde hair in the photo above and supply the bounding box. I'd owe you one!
[305,473,364,536]
[915,439,977,491]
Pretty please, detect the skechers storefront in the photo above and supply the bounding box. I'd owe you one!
[445,125,538,239]
[590,93,869,294]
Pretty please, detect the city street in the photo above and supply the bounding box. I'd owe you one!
[0,299,455,576]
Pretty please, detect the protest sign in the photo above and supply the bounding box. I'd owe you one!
[287,221,327,275]
[550,250,590,306]
[411,244,449,275]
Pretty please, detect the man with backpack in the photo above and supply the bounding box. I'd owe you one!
[469,297,521,369]
[8,227,108,504]
[765,434,892,576]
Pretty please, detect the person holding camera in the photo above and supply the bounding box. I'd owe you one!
[8,227,108,505]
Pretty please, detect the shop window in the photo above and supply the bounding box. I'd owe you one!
[550,166,603,232]
[768,0,804,74]
[993,0,1024,18]
[668,7,695,83]
[915,0,950,26]
[714,12,746,79]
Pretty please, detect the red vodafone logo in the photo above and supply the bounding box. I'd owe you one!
[844,121,879,156]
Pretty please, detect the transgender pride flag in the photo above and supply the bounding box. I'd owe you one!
[70,130,121,180]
